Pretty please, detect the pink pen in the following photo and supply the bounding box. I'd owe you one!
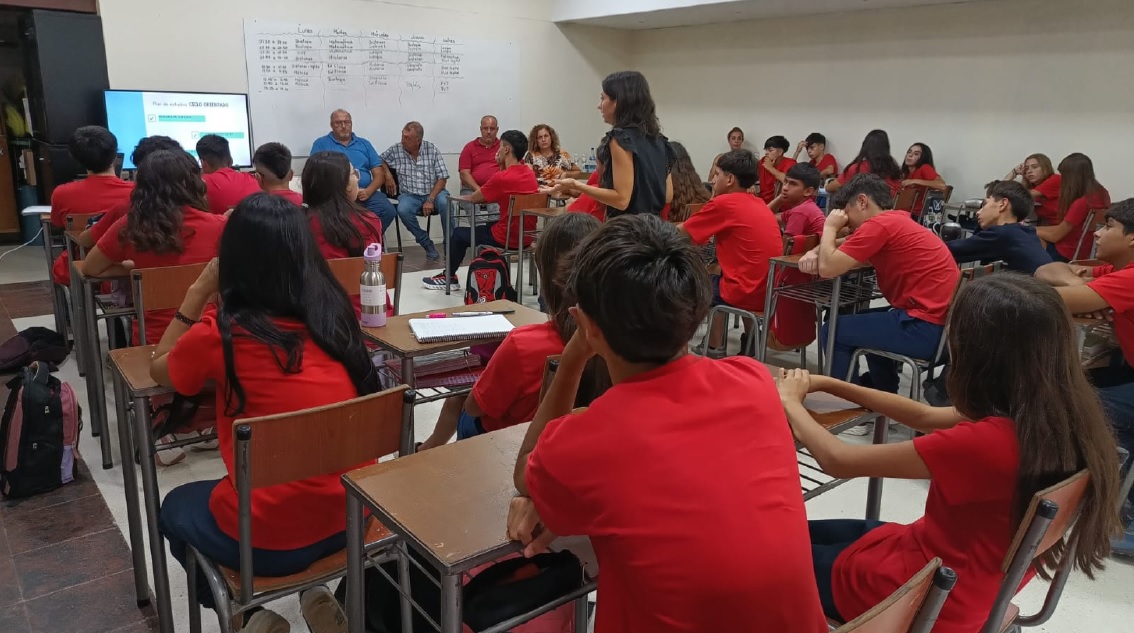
[427,312,448,319]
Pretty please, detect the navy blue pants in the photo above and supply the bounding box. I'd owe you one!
[1091,363,1134,518]
[159,479,346,609]
[809,519,886,620]
[822,308,944,393]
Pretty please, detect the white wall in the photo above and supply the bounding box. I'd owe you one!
[98,0,630,175]
[631,0,1134,201]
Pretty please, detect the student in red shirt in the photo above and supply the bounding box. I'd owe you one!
[680,149,782,356]
[1035,153,1110,262]
[301,151,388,318]
[197,134,260,214]
[1004,153,1061,225]
[771,163,826,235]
[793,132,838,179]
[423,129,538,291]
[565,167,606,222]
[82,148,226,346]
[799,174,960,395]
[826,129,902,197]
[252,142,303,206]
[1035,197,1134,553]
[507,215,827,633]
[49,126,135,285]
[418,213,608,450]
[897,143,947,215]
[665,141,710,223]
[757,135,796,204]
[768,163,826,350]
[150,194,380,631]
[778,273,1119,633]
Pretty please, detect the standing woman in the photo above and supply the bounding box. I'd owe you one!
[550,71,673,219]
[666,141,711,223]
[708,126,746,181]
[1036,153,1110,262]
[897,142,947,213]
[825,129,902,197]
[523,124,582,186]
[1004,153,1061,225]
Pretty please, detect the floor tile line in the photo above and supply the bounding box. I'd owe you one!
[9,525,118,558]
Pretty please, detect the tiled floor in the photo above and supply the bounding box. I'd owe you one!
[1,238,1132,633]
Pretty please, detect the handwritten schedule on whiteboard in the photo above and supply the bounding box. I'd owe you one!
[242,20,518,155]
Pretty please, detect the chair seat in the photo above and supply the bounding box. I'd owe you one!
[220,520,395,596]
[998,603,1020,633]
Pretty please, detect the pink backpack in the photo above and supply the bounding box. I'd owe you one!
[1,362,82,497]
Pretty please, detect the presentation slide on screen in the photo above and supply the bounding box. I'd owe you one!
[105,91,253,169]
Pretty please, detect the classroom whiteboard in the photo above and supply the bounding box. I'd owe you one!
[242,20,519,156]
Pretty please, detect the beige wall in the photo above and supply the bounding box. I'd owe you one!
[631,0,1134,200]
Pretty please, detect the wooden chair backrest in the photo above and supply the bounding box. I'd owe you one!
[941,185,954,204]
[893,187,918,212]
[238,385,409,489]
[1072,207,1109,260]
[507,193,551,220]
[1070,259,1104,268]
[686,203,705,218]
[64,213,101,230]
[834,558,942,633]
[1001,470,1090,571]
[539,355,561,404]
[793,234,820,255]
[133,262,210,313]
[327,253,401,304]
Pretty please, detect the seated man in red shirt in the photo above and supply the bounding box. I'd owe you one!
[680,149,782,356]
[252,142,303,206]
[423,129,537,291]
[757,135,796,204]
[1035,197,1134,552]
[800,174,960,397]
[507,214,827,633]
[197,134,260,213]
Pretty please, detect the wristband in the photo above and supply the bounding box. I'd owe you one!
[173,310,199,327]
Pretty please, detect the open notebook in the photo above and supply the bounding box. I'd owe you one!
[408,315,515,343]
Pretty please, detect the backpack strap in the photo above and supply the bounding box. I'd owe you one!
[150,393,203,440]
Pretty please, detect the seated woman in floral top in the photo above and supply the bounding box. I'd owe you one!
[524,123,583,185]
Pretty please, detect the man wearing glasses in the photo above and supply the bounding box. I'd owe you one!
[310,109,397,232]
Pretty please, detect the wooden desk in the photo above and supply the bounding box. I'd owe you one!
[516,207,565,305]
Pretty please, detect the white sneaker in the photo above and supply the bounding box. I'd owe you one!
[301,586,347,633]
[154,434,186,467]
[841,423,872,437]
[175,429,219,451]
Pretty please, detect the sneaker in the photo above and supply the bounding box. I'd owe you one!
[300,586,347,633]
[423,242,440,261]
[422,273,460,291]
[154,434,186,467]
[841,423,872,437]
[240,608,290,633]
[1111,524,1134,558]
[693,337,725,359]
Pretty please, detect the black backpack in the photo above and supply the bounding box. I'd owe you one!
[464,247,517,305]
[1,362,82,498]
[0,327,69,373]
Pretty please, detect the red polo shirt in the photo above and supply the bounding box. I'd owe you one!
[526,355,826,633]
[1055,188,1110,260]
[166,309,371,550]
[481,163,539,248]
[782,199,826,237]
[682,192,782,312]
[838,211,960,325]
[459,138,501,187]
[269,188,304,206]
[202,167,261,214]
[758,157,796,203]
[1032,174,1062,225]
[50,175,134,228]
[1089,261,1134,365]
[470,320,562,432]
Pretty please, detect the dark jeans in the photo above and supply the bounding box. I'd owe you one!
[159,479,347,609]
[809,519,886,621]
[447,224,503,278]
[1090,363,1134,515]
[362,192,398,234]
[822,308,944,393]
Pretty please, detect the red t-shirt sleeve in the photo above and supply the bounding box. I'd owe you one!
[913,418,1016,505]
[837,217,886,263]
[90,204,127,243]
[458,143,473,171]
[818,154,838,175]
[94,217,130,262]
[525,412,596,536]
[682,198,729,245]
[165,312,223,396]
[478,172,504,207]
[914,165,939,181]
[1062,196,1089,227]
[1087,267,1134,313]
[1033,175,1061,200]
[783,209,808,237]
[470,333,524,420]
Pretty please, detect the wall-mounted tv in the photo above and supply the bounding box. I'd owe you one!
[105,90,253,169]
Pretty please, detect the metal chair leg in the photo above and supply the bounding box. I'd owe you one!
[186,549,203,633]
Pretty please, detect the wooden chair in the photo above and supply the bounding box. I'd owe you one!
[185,386,415,633]
[327,252,404,315]
[893,187,919,216]
[979,470,1091,633]
[831,558,956,633]
[846,262,1001,402]
[1071,207,1109,261]
[132,262,210,345]
[495,192,550,262]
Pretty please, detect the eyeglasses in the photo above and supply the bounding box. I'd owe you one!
[332,120,351,127]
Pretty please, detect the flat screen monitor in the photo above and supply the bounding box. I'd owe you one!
[104,90,253,170]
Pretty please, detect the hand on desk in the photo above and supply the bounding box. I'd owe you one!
[507,496,557,557]
[798,248,820,275]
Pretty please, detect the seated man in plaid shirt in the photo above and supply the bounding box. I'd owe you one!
[380,121,451,261]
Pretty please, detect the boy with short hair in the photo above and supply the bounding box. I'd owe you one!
[772,162,826,236]
[793,132,838,179]
[947,180,1051,273]
[1035,197,1134,553]
[508,214,827,633]
[680,149,783,355]
[252,142,303,206]
[758,135,796,204]
[769,162,826,350]
[800,174,960,395]
[196,134,260,213]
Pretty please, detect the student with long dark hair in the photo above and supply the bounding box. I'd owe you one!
[897,142,947,213]
[419,213,610,450]
[547,71,674,219]
[302,151,384,259]
[666,141,710,223]
[779,274,1119,633]
[1036,153,1110,262]
[151,193,379,631]
[825,129,901,196]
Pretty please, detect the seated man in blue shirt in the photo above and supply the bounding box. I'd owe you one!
[310,109,397,234]
[380,121,451,261]
[947,180,1052,274]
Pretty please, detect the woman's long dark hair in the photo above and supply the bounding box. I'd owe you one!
[121,149,209,254]
[1056,153,1106,223]
[535,213,611,406]
[667,142,710,222]
[302,151,381,256]
[946,274,1118,579]
[216,193,378,415]
[602,71,661,137]
[901,142,935,178]
[843,129,901,182]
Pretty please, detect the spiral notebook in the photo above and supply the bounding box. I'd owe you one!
[409,315,515,343]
